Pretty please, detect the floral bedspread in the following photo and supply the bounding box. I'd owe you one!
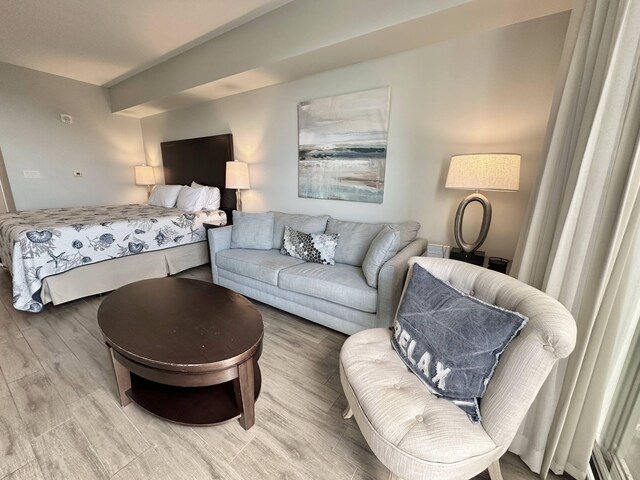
[0,204,227,312]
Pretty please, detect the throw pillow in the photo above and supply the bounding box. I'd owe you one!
[324,218,384,266]
[281,226,339,265]
[388,221,421,251]
[176,186,207,212]
[148,185,183,208]
[391,264,528,423]
[271,212,330,249]
[362,225,401,287]
[230,211,274,250]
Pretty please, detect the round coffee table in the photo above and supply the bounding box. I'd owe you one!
[98,278,263,430]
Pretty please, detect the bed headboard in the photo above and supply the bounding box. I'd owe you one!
[160,133,236,216]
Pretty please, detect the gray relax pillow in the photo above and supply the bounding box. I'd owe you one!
[391,264,528,423]
[230,211,274,250]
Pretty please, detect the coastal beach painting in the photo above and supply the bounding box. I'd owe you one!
[298,87,390,203]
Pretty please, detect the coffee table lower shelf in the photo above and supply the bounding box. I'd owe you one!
[126,368,262,426]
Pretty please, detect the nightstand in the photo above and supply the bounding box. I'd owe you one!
[449,247,485,267]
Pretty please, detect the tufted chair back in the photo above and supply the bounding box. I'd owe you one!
[406,257,577,448]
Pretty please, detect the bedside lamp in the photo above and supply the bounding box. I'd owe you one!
[134,165,156,197]
[225,161,250,211]
[445,154,520,253]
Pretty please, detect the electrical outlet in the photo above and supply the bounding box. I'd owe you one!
[23,170,41,179]
[73,171,83,177]
[425,244,451,258]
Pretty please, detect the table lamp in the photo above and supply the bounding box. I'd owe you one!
[134,165,156,197]
[445,154,520,253]
[225,161,250,211]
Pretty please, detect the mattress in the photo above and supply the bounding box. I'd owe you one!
[0,203,226,312]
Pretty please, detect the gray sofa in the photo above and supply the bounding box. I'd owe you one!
[208,212,427,335]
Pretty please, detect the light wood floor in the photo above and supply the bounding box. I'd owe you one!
[0,265,563,480]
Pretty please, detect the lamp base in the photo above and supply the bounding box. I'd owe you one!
[450,248,485,267]
[236,189,243,212]
[453,192,492,253]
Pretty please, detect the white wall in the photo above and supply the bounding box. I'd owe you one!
[0,62,147,210]
[141,13,569,261]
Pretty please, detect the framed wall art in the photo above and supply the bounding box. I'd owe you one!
[298,87,390,203]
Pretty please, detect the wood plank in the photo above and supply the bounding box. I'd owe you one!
[40,353,100,405]
[0,337,41,383]
[31,419,108,480]
[1,460,45,480]
[71,389,148,476]
[139,417,244,480]
[8,371,70,439]
[22,324,72,361]
[0,394,35,478]
[0,305,24,342]
[62,332,113,387]
[45,308,91,343]
[110,447,177,480]
[0,367,10,399]
[59,301,103,343]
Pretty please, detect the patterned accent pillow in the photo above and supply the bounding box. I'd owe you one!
[391,264,528,423]
[281,226,339,265]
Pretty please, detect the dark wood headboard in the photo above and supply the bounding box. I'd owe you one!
[160,134,236,216]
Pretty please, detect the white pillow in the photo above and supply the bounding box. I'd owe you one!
[176,186,207,212]
[148,185,183,208]
[191,182,221,210]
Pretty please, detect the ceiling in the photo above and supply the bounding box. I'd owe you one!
[0,0,292,86]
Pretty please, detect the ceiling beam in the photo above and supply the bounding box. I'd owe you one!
[109,0,572,118]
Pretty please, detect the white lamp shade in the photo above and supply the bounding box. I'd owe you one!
[445,154,520,192]
[226,161,250,189]
[134,165,156,186]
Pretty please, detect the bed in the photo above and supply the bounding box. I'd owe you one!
[0,133,236,312]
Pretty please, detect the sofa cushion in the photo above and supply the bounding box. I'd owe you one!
[272,212,330,249]
[325,218,384,266]
[279,262,377,313]
[389,221,421,251]
[281,226,339,265]
[340,328,497,465]
[362,225,401,288]
[216,249,304,285]
[231,211,274,250]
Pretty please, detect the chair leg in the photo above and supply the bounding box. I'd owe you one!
[342,405,353,419]
[488,460,503,480]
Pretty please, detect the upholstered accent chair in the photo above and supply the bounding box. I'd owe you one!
[340,257,576,480]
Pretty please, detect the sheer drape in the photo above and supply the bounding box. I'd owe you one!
[508,0,640,478]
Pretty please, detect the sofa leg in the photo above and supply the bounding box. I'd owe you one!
[488,460,503,480]
[342,405,353,419]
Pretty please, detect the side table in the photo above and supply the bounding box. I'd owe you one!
[450,247,485,267]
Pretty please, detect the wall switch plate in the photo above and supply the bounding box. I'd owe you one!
[73,171,83,177]
[60,114,73,124]
[23,170,41,179]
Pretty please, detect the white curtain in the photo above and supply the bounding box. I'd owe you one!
[508,0,640,479]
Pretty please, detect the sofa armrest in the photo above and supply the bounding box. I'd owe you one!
[376,238,428,327]
[208,226,232,284]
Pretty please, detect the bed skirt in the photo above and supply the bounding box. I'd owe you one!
[40,242,208,306]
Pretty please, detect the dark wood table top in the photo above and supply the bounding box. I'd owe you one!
[98,278,263,372]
